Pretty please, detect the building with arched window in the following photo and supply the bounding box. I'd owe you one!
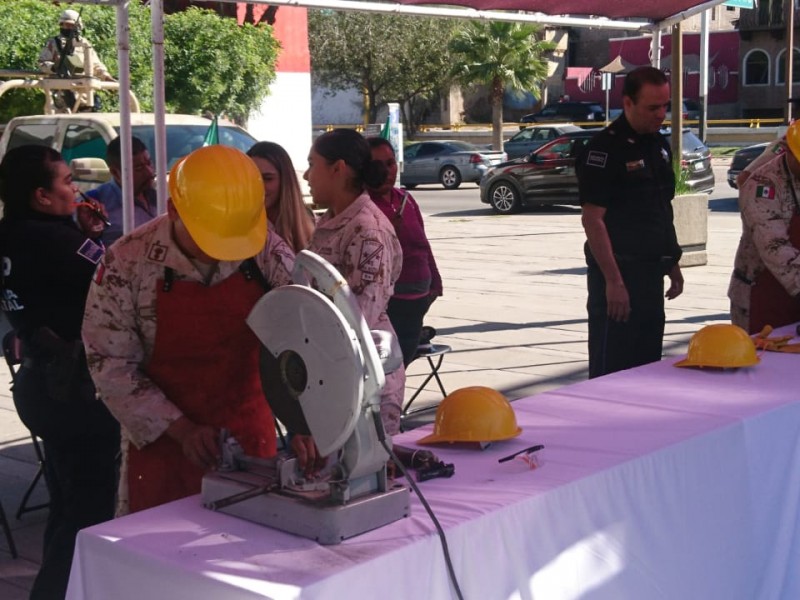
[738,1,799,119]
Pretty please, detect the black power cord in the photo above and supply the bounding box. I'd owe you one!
[373,411,465,600]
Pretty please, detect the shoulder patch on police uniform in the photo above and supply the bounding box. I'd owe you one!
[77,239,104,265]
[756,184,776,199]
[585,151,608,168]
[772,143,786,155]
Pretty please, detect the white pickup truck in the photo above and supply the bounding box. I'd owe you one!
[0,112,257,190]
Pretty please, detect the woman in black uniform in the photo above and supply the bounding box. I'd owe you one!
[0,145,119,599]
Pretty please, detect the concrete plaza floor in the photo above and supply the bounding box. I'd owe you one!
[0,192,740,597]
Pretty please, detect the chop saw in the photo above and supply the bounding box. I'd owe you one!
[201,250,410,544]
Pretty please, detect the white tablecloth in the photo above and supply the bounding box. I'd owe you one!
[66,328,800,600]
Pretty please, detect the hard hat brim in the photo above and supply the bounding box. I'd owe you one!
[416,425,522,445]
[674,355,760,368]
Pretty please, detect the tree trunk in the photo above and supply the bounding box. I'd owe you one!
[491,76,504,151]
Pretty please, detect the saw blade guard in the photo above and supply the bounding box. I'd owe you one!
[246,250,388,460]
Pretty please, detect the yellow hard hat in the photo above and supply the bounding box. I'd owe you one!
[168,146,267,261]
[787,121,800,162]
[417,386,522,445]
[674,323,760,368]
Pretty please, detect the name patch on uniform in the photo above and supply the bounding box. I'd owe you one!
[77,239,104,265]
[585,151,608,168]
[756,185,776,199]
[626,159,646,172]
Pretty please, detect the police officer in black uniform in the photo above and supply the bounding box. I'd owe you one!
[0,146,119,600]
[576,66,684,379]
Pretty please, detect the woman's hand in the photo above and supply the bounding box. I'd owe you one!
[76,199,108,238]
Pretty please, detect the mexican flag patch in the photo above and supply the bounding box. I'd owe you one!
[756,185,776,199]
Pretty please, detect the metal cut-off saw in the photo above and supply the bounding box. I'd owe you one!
[201,250,410,544]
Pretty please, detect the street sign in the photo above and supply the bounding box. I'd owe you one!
[601,72,612,91]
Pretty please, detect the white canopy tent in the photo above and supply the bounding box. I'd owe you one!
[76,0,733,235]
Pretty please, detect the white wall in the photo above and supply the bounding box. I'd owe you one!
[247,71,313,174]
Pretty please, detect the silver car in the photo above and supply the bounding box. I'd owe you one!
[401,140,507,189]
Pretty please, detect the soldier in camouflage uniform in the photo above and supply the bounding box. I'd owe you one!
[729,120,800,333]
[305,129,405,439]
[82,147,295,515]
[38,9,115,111]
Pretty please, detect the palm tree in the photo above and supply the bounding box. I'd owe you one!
[449,21,556,151]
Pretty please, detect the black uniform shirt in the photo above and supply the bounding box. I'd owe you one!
[0,212,104,348]
[576,114,681,264]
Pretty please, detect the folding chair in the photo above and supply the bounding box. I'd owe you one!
[2,331,50,519]
[402,343,452,417]
[0,497,17,558]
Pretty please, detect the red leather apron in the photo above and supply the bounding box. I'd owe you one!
[748,213,800,334]
[127,269,276,513]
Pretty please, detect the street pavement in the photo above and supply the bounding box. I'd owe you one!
[0,177,740,597]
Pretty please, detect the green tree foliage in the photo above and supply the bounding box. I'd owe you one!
[449,21,556,150]
[308,11,455,136]
[164,8,279,122]
[0,1,278,123]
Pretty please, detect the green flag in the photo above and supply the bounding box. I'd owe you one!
[202,115,219,146]
[380,116,390,140]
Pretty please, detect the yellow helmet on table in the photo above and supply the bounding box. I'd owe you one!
[168,145,267,261]
[674,324,759,368]
[417,386,522,445]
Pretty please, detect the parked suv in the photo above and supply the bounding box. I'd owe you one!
[520,102,605,125]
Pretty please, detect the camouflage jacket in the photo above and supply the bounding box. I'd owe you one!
[310,193,405,434]
[729,154,800,328]
[82,215,294,450]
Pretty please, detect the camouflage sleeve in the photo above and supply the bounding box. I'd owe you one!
[38,39,57,72]
[744,138,787,175]
[261,227,295,288]
[340,227,398,327]
[82,249,182,448]
[87,43,111,79]
[740,175,800,297]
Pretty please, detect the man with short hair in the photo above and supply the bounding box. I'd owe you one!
[86,136,157,246]
[576,66,684,378]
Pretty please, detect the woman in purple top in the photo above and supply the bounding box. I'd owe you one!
[367,137,443,366]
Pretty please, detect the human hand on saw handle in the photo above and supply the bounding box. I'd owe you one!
[167,416,220,470]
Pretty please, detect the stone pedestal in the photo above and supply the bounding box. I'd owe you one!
[673,193,709,267]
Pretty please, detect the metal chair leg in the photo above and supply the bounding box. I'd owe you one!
[402,352,449,416]
[16,436,49,519]
[0,498,18,559]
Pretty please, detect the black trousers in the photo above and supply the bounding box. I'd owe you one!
[387,296,432,367]
[13,365,119,600]
[586,260,666,379]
